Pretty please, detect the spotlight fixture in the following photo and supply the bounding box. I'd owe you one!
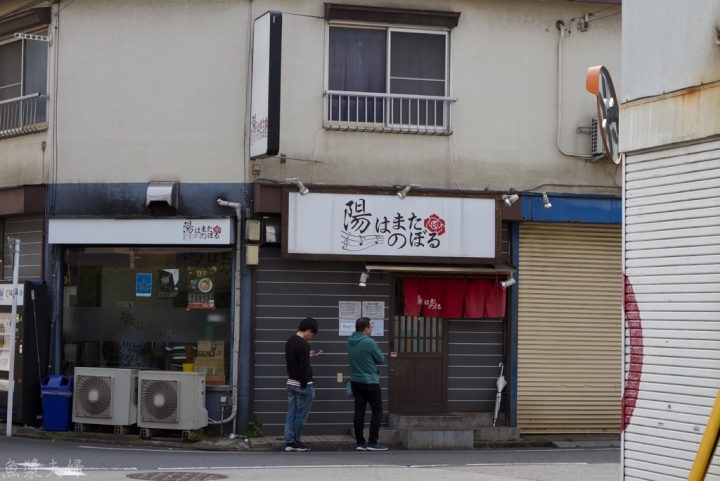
[500,276,516,289]
[396,184,420,200]
[358,272,369,288]
[502,194,519,207]
[285,177,309,195]
[542,192,552,209]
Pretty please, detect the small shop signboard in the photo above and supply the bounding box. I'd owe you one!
[287,193,498,261]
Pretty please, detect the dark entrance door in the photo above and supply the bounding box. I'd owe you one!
[388,315,448,413]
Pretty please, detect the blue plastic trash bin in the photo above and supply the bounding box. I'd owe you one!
[40,375,73,431]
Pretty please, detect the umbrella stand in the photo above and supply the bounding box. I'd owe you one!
[493,362,507,427]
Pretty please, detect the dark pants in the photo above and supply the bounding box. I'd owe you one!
[352,381,383,446]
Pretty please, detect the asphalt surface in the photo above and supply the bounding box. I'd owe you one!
[0,436,619,480]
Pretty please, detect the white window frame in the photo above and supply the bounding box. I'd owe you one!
[385,27,449,129]
[323,22,454,133]
[0,27,50,101]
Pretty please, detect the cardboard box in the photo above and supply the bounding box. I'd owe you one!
[206,374,226,385]
[197,341,225,358]
[194,356,224,375]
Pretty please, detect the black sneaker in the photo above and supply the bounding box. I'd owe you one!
[285,443,310,452]
[366,443,388,451]
[356,444,367,451]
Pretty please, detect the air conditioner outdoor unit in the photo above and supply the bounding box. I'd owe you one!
[137,371,208,431]
[591,117,607,157]
[72,367,138,427]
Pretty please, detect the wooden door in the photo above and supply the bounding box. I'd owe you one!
[388,316,448,413]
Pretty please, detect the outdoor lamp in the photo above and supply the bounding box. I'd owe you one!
[396,184,420,199]
[501,276,516,289]
[285,178,309,195]
[359,272,369,288]
[502,194,519,207]
[542,192,552,209]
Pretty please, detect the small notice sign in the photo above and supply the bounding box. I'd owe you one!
[339,301,362,319]
[339,320,355,336]
[362,301,385,319]
[136,273,152,297]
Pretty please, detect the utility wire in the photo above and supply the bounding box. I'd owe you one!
[589,11,621,24]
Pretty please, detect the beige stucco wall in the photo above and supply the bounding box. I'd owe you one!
[3,0,621,194]
[54,0,249,184]
[253,0,622,194]
[0,133,50,188]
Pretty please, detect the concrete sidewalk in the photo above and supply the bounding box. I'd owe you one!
[1,422,620,452]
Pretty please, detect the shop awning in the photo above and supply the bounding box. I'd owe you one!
[364,263,515,276]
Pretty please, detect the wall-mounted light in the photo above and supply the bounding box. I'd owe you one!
[542,192,552,209]
[358,272,369,288]
[397,184,420,200]
[502,194,519,207]
[285,178,309,195]
[500,276,516,289]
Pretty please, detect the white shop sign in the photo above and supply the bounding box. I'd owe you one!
[0,285,24,306]
[48,218,234,245]
[287,193,496,259]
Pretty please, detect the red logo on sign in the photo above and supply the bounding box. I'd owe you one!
[423,214,446,236]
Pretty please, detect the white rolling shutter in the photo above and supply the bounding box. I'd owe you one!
[518,222,622,433]
[624,139,720,481]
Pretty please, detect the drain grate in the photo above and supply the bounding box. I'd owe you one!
[127,473,228,481]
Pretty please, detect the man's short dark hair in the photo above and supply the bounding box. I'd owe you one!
[298,317,318,334]
[355,317,371,332]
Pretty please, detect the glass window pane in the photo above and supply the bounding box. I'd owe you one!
[390,31,446,94]
[328,27,386,123]
[0,40,22,100]
[24,31,48,95]
[62,247,232,378]
[329,27,386,92]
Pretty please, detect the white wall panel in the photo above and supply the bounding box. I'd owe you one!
[623,140,720,480]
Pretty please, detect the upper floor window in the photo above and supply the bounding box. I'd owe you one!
[0,31,49,135]
[325,25,454,134]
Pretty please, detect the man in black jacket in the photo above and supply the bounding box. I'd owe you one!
[284,317,319,452]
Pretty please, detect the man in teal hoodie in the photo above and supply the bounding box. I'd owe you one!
[347,317,387,451]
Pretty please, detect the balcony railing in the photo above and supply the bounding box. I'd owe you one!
[324,90,457,135]
[0,94,49,139]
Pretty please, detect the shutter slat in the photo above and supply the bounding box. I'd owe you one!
[517,223,621,433]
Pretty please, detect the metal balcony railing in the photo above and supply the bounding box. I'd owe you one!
[324,90,457,135]
[0,94,49,139]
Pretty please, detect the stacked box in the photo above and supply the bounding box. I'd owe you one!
[195,341,226,385]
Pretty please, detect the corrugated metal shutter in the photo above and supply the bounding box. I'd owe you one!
[253,248,390,436]
[624,139,720,481]
[518,222,622,432]
[2,215,44,281]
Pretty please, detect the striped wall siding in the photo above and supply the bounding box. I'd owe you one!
[447,319,505,412]
[253,248,390,436]
[624,139,720,481]
[2,215,44,281]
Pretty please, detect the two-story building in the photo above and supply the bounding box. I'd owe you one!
[0,0,622,441]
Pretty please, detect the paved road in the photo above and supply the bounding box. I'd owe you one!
[0,436,619,480]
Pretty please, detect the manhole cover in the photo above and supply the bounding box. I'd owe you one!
[127,473,228,481]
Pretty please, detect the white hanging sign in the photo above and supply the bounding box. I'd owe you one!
[0,285,23,306]
[287,193,497,259]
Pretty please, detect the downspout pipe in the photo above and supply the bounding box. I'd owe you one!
[556,22,603,161]
[212,197,243,433]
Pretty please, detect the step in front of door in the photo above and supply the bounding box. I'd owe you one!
[399,428,474,449]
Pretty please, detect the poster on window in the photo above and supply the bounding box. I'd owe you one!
[158,269,180,299]
[188,266,216,309]
[0,313,12,372]
[287,193,497,260]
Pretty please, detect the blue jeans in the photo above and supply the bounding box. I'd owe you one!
[284,384,315,445]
